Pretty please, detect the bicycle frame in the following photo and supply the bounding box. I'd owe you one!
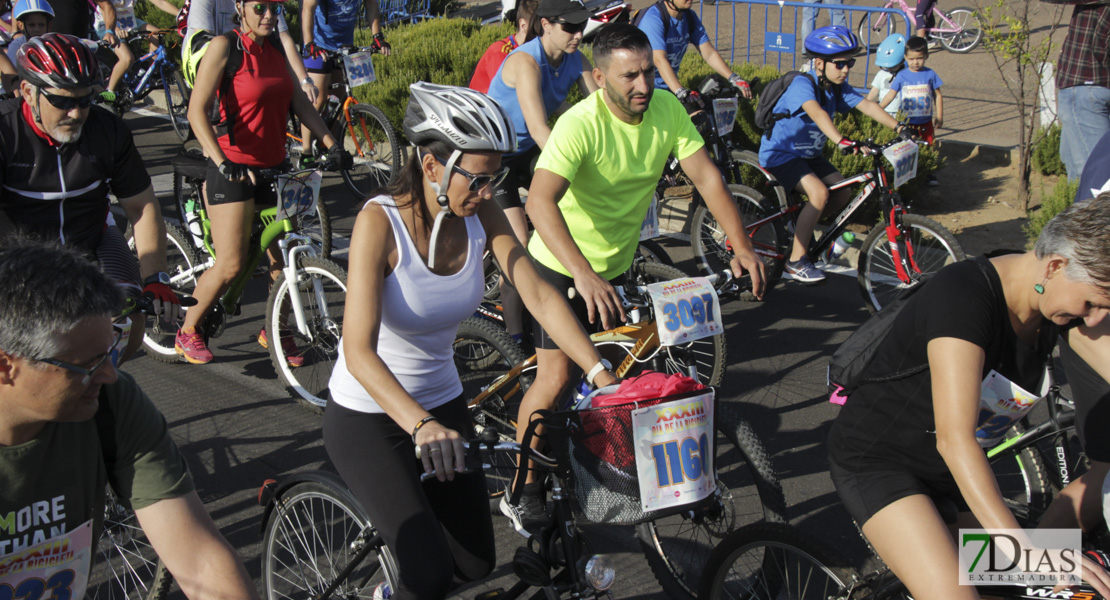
[126,43,171,100]
[872,0,962,35]
[285,48,381,161]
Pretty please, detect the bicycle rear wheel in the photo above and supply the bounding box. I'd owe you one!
[267,256,347,413]
[728,150,788,211]
[127,224,204,363]
[697,522,858,600]
[626,261,727,387]
[163,67,190,142]
[90,487,174,600]
[692,185,786,302]
[456,316,532,499]
[936,7,982,53]
[857,214,965,313]
[338,103,402,199]
[262,478,398,600]
[638,403,788,600]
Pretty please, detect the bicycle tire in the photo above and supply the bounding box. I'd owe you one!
[626,261,727,387]
[481,250,502,302]
[638,403,788,600]
[127,224,204,363]
[89,486,174,600]
[456,316,532,498]
[988,423,1053,527]
[696,522,858,600]
[729,149,788,211]
[163,67,190,143]
[261,478,398,600]
[857,214,966,313]
[266,256,348,414]
[857,12,894,50]
[936,7,982,53]
[338,103,402,199]
[692,185,786,302]
[297,196,334,259]
[638,238,674,266]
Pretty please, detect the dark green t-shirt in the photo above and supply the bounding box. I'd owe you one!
[0,371,194,556]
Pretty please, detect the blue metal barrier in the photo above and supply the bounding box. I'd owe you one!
[381,0,433,25]
[699,0,911,91]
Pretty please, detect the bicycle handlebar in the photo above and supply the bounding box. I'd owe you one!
[415,432,558,482]
[568,269,735,307]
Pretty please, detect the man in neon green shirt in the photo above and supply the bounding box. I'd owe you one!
[501,22,765,534]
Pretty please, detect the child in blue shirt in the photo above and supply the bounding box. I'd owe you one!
[881,35,943,144]
[758,25,901,283]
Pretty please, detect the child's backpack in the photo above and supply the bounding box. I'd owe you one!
[631,0,695,43]
[753,71,818,139]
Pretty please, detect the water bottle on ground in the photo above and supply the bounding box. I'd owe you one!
[823,232,855,264]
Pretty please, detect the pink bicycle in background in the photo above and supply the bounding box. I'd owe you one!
[857,0,983,53]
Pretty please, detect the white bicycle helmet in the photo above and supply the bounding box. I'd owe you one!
[403,82,516,154]
[13,0,54,21]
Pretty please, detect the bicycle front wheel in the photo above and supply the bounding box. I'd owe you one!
[692,185,786,301]
[127,224,204,363]
[638,403,788,600]
[296,198,334,259]
[339,103,402,199]
[857,214,965,313]
[456,316,532,499]
[267,256,347,413]
[262,479,398,600]
[626,261,727,387]
[988,424,1053,527]
[90,487,174,600]
[697,522,858,600]
[937,7,982,53]
[857,12,893,49]
[163,68,191,142]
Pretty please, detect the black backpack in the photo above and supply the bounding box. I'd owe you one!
[753,71,824,139]
[632,1,695,44]
[827,258,995,397]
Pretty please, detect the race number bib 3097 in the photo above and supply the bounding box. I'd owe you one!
[0,520,93,600]
[645,277,723,347]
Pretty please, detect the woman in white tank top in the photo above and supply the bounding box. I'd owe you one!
[323,83,617,599]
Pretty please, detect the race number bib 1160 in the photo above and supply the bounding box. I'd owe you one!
[645,277,724,347]
[882,139,919,189]
[276,171,322,221]
[0,520,93,600]
[632,391,716,512]
[343,52,377,88]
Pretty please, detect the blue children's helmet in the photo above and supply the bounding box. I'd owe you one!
[875,33,906,68]
[13,0,54,21]
[804,25,860,58]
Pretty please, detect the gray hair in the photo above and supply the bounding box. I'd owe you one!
[1034,192,1110,295]
[0,237,122,360]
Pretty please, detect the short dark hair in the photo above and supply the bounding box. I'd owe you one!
[517,0,539,26]
[592,23,650,69]
[905,36,929,55]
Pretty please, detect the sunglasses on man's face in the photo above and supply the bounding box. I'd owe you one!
[434,156,510,192]
[248,2,283,15]
[39,89,95,110]
[829,58,856,70]
[554,19,587,34]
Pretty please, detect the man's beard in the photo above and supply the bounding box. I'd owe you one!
[50,119,84,144]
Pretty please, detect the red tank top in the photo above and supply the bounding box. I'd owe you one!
[218,31,294,167]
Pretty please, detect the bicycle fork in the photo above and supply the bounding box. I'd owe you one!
[279,237,325,339]
[883,204,922,284]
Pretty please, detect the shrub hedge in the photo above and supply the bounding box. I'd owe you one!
[1025,176,1077,242]
[1032,122,1064,177]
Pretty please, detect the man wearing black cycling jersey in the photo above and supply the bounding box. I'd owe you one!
[0,34,180,361]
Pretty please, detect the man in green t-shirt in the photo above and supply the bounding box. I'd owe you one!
[502,23,765,534]
[0,240,260,600]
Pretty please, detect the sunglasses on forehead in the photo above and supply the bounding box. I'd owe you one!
[38,89,96,110]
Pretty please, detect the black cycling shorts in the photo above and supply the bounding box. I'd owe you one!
[764,156,839,194]
[492,146,540,211]
[1059,336,1110,463]
[205,159,281,207]
[531,259,625,351]
[828,456,969,527]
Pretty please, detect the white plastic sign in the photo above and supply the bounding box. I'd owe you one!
[646,277,724,346]
[712,97,738,137]
[344,52,377,88]
[632,391,716,512]
[276,171,322,220]
[974,370,1047,448]
[639,194,659,241]
[0,520,93,600]
[882,139,919,189]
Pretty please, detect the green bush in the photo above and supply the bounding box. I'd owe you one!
[1025,177,1077,242]
[1032,122,1064,177]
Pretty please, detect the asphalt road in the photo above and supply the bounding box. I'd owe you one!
[123,108,882,599]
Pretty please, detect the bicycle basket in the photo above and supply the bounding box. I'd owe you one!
[543,388,717,525]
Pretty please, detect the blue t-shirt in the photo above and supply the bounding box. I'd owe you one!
[890,67,943,125]
[486,37,583,156]
[758,72,864,168]
[1076,128,1110,203]
[312,0,362,50]
[636,4,710,90]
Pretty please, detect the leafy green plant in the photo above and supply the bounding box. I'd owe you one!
[1032,122,1064,177]
[1025,176,1077,241]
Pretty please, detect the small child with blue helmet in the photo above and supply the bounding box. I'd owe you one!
[866,33,905,119]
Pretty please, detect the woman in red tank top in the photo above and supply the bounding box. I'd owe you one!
[179,0,343,365]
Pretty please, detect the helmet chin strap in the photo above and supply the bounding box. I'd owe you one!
[426,149,462,270]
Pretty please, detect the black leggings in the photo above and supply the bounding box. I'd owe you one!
[323,397,496,600]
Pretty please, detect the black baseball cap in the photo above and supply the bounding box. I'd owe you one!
[535,0,592,24]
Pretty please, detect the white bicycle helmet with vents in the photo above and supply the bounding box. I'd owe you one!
[403,82,516,268]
